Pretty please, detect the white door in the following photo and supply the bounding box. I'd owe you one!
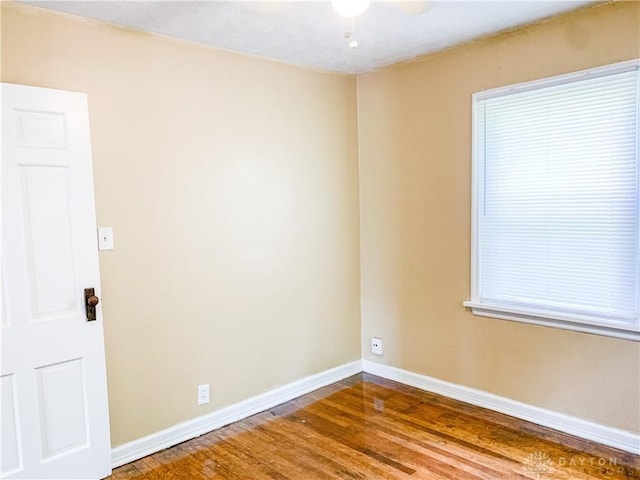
[1,83,111,479]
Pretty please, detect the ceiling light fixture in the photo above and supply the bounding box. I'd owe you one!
[331,0,370,18]
[332,0,370,50]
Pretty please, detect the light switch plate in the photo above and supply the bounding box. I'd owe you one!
[97,227,114,251]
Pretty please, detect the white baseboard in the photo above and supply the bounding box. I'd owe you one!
[363,359,640,455]
[112,358,639,470]
[111,360,362,468]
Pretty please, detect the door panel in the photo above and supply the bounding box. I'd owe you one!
[35,359,88,460]
[1,83,111,479]
[15,109,68,150]
[21,166,77,319]
[0,375,22,476]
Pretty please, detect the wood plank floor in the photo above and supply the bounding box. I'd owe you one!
[109,373,639,480]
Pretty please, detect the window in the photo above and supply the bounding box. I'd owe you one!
[465,60,640,341]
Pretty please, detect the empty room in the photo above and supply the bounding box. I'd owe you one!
[1,0,639,479]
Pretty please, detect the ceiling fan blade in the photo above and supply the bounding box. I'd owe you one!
[387,0,432,17]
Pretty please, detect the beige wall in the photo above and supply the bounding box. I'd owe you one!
[358,1,640,433]
[1,3,362,446]
[2,0,639,448]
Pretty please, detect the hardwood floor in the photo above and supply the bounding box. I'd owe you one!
[109,373,639,480]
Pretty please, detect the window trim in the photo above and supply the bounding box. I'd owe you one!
[465,59,640,342]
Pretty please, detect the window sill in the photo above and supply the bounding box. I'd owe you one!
[462,301,640,341]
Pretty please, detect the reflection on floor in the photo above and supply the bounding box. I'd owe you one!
[110,373,640,479]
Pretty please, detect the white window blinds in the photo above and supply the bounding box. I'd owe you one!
[471,63,639,335]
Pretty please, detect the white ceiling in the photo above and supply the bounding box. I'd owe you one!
[25,1,597,74]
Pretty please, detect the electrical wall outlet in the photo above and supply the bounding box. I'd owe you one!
[197,384,210,405]
[371,337,383,356]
